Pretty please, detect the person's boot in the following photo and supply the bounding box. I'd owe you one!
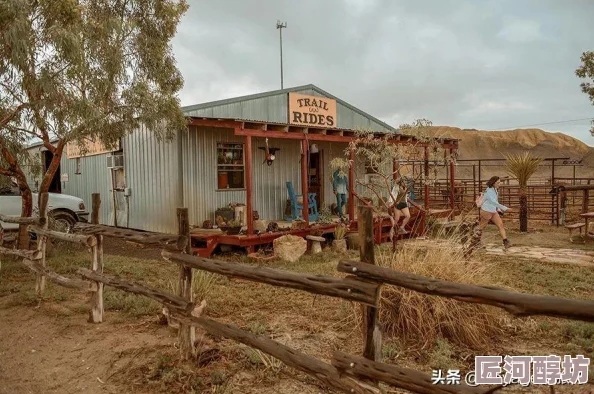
[503,238,511,251]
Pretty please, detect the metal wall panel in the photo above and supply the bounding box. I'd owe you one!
[59,152,113,225]
[123,126,181,233]
[182,129,372,225]
[183,126,304,225]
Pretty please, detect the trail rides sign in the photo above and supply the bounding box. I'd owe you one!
[288,92,336,127]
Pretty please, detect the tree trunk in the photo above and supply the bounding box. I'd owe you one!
[0,136,33,249]
[38,141,65,194]
[18,187,33,249]
[520,188,528,232]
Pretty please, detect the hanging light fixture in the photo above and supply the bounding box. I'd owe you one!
[310,143,319,154]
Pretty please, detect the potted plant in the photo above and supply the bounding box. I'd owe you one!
[220,219,242,235]
[332,223,348,252]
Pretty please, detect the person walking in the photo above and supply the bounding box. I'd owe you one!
[332,168,348,222]
[388,177,411,234]
[467,176,512,254]
[387,175,424,235]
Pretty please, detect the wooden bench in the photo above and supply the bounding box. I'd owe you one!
[565,223,586,242]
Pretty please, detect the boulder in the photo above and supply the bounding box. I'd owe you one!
[273,235,307,262]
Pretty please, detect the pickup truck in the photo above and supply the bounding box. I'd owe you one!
[0,185,89,233]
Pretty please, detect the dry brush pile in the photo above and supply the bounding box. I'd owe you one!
[368,228,504,353]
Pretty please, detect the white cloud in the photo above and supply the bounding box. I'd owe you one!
[171,0,594,143]
[498,18,543,43]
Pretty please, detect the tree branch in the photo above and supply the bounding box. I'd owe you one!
[0,103,28,128]
[6,125,43,140]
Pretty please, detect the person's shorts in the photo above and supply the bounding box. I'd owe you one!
[396,202,408,210]
[480,210,498,221]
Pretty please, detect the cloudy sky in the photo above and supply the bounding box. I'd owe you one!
[172,0,594,143]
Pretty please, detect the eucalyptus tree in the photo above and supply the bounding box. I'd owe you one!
[0,0,189,247]
[576,51,594,135]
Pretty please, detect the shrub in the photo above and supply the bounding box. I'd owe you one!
[334,224,347,240]
[373,239,503,351]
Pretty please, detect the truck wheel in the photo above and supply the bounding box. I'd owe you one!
[49,212,77,233]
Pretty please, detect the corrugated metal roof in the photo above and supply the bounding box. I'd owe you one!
[181,84,398,133]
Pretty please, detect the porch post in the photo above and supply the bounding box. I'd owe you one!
[245,135,254,235]
[348,147,355,222]
[301,139,309,225]
[422,146,430,234]
[449,147,455,212]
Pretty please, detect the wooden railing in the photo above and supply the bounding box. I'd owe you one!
[4,195,594,393]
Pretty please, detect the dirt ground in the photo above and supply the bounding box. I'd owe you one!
[1,220,594,393]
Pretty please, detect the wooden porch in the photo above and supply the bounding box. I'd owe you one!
[190,207,453,257]
[189,117,459,257]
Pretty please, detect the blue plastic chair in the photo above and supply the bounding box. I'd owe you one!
[285,181,319,221]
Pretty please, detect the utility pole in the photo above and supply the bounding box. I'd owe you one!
[276,20,287,89]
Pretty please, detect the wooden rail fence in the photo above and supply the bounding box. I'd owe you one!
[3,193,594,393]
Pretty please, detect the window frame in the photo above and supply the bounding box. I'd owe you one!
[216,142,246,191]
[75,158,82,174]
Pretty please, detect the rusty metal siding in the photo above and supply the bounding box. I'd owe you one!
[123,126,181,233]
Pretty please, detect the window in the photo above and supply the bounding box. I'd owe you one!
[217,143,245,189]
[75,158,81,174]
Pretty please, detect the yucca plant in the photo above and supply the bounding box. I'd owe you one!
[504,152,542,232]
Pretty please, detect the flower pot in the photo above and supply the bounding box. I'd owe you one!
[218,172,229,189]
[332,239,347,253]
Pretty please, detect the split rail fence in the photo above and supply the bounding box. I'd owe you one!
[2,193,594,393]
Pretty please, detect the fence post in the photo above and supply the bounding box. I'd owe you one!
[89,193,103,323]
[35,192,49,297]
[559,191,567,226]
[358,206,381,362]
[177,207,194,359]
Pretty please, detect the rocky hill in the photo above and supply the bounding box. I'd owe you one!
[429,127,594,180]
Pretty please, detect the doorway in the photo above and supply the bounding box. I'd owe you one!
[308,150,324,209]
[42,151,61,193]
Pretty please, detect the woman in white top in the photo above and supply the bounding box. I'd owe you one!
[387,177,424,234]
[478,176,512,249]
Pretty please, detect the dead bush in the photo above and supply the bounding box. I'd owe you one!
[372,238,503,352]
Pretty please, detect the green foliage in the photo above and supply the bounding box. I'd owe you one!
[104,288,160,317]
[575,51,594,135]
[429,339,459,371]
[0,0,189,187]
[331,119,452,212]
[317,207,333,224]
[504,152,542,188]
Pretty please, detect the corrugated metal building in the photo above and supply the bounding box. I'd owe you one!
[38,84,398,233]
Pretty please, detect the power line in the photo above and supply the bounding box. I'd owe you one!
[486,117,593,131]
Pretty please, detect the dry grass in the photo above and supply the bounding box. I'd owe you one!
[373,229,503,351]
